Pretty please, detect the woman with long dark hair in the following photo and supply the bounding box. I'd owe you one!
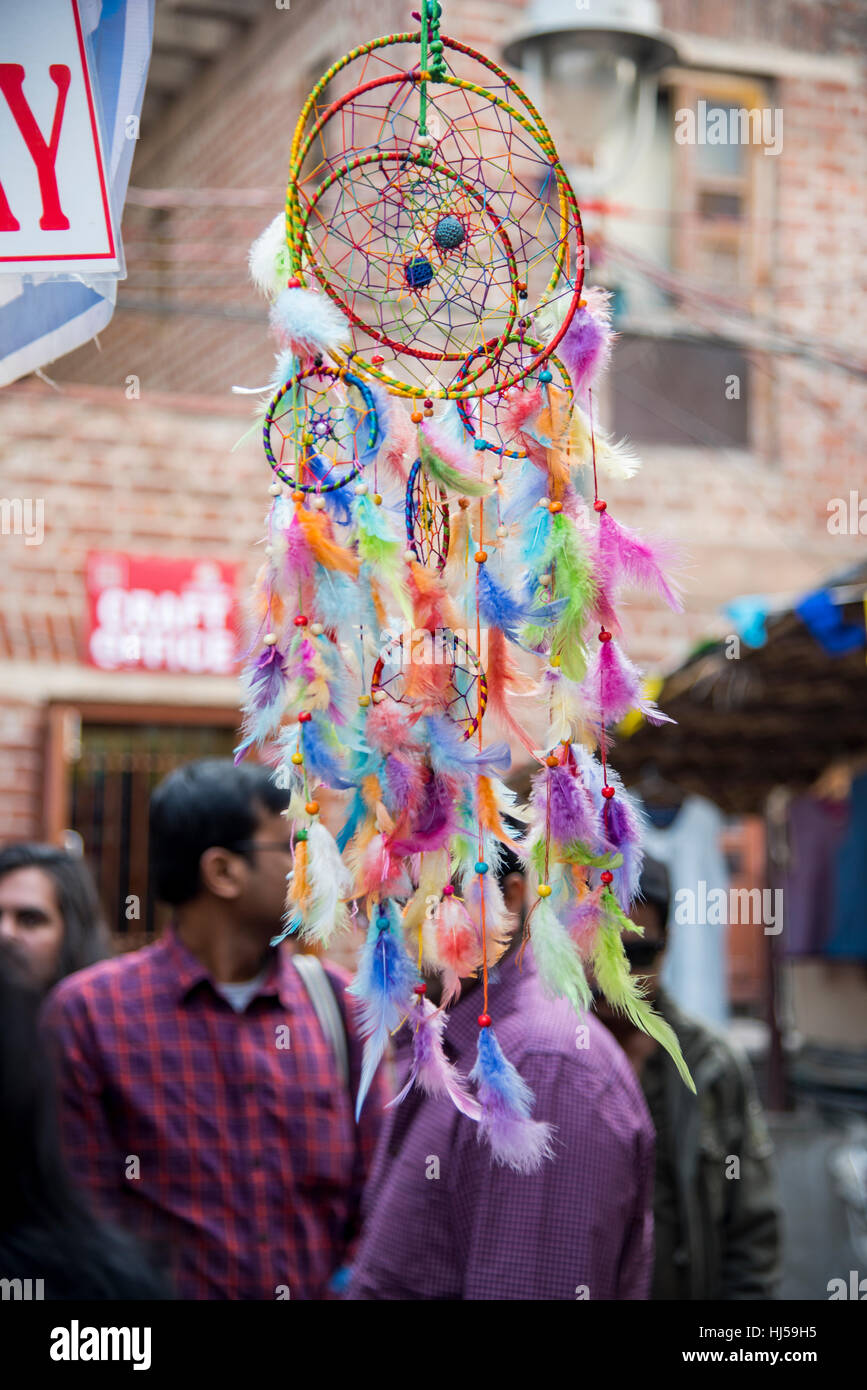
[0,843,109,992]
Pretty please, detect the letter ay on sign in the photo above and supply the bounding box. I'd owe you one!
[0,0,122,275]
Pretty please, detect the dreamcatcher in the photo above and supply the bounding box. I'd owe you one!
[238,0,693,1173]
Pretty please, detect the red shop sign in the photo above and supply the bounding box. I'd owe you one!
[85,552,240,676]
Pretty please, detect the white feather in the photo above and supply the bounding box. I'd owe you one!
[269,286,350,356]
[248,213,290,300]
[296,820,354,946]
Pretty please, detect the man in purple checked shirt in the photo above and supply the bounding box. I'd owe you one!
[348,853,655,1301]
[41,759,388,1301]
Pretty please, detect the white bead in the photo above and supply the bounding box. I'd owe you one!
[263,544,274,557]
[372,689,387,703]
[268,483,281,496]
[417,133,433,147]
[263,632,277,646]
[492,468,504,481]
[403,548,417,563]
[309,622,324,636]
[312,495,326,510]
[537,497,549,507]
[354,481,369,496]
[539,573,552,586]
[496,525,507,538]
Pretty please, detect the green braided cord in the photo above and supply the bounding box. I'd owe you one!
[418,5,429,158]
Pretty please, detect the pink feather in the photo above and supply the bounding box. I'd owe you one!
[433,893,484,1006]
[503,384,543,440]
[387,996,482,1120]
[583,639,673,726]
[566,888,604,956]
[597,509,683,612]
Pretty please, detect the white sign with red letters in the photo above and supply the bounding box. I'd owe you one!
[0,0,121,274]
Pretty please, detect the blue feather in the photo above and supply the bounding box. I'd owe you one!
[304,714,355,789]
[477,563,565,642]
[347,902,418,1118]
[423,714,511,778]
[503,460,547,525]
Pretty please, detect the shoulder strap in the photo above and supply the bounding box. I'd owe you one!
[291,952,350,1091]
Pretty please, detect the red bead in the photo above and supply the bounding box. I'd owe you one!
[594,499,607,512]
[601,785,615,799]
[442,884,454,896]
[424,398,433,409]
[286,276,302,289]
[413,983,427,996]
[294,614,308,627]
[600,870,614,884]
[298,711,312,724]
[371,354,384,365]
[599,629,612,643]
[478,1013,492,1028]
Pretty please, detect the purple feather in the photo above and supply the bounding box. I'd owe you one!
[469,1025,555,1173]
[388,998,481,1120]
[538,764,601,848]
[249,645,287,710]
[597,509,683,612]
[477,562,564,642]
[383,754,425,816]
[283,513,313,584]
[424,714,511,779]
[558,302,612,394]
[388,772,456,854]
[602,779,645,910]
[583,639,673,727]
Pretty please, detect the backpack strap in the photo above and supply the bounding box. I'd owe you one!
[291,952,350,1091]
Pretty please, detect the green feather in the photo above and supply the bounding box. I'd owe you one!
[355,495,411,620]
[418,433,493,498]
[543,513,596,681]
[531,897,592,1013]
[593,897,696,1093]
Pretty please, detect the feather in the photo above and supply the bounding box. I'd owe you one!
[383,752,427,817]
[296,507,360,576]
[477,562,564,644]
[597,509,683,612]
[388,771,456,855]
[269,285,350,357]
[484,628,538,757]
[300,712,355,788]
[530,896,592,1014]
[599,771,645,910]
[355,493,411,620]
[503,384,543,440]
[418,422,493,498]
[272,820,353,948]
[347,902,419,1118]
[423,713,511,780]
[569,406,640,480]
[407,561,459,634]
[535,763,601,849]
[476,774,522,850]
[583,638,673,726]
[402,849,450,944]
[427,891,483,1006]
[442,499,470,590]
[502,460,548,527]
[565,887,604,956]
[234,645,288,761]
[248,213,292,300]
[465,871,515,968]
[592,898,695,1092]
[388,997,482,1120]
[469,1026,556,1173]
[558,288,614,394]
[542,513,595,681]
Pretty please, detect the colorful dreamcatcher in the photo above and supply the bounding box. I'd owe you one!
[238,0,693,1174]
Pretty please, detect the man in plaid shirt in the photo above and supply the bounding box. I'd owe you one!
[41,759,387,1300]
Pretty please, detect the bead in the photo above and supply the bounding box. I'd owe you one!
[314,355,324,368]
[286,276,302,289]
[294,614,308,627]
[434,215,464,250]
[312,495,326,510]
[295,828,308,841]
[492,467,504,481]
[516,280,527,293]
[411,411,423,424]
[545,754,559,767]
[263,545,274,557]
[263,632,277,646]
[458,496,470,509]
[372,690,387,703]
[539,573,552,586]
[474,550,488,563]
[297,710,312,723]
[413,983,427,995]
[305,801,320,816]
[599,629,612,643]
[539,369,553,383]
[478,1013,492,1028]
[594,499,607,512]
[538,884,552,898]
[537,497,549,507]
[601,786,615,800]
[431,38,444,53]
[519,290,528,300]
[550,654,561,668]
[404,255,434,289]
[373,492,383,505]
[268,482,281,496]
[600,871,614,885]
[442,884,454,897]
[473,438,487,451]
[290,753,304,766]
[302,432,314,446]
[309,622,324,636]
[474,860,488,874]
[403,548,417,563]
[424,398,434,409]
[548,500,563,514]
[416,132,434,148]
[372,354,385,366]
[354,481,368,495]
[358,695,371,707]
[496,525,507,538]
[423,408,433,418]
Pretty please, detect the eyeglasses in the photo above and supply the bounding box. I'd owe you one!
[623,940,665,970]
[228,840,296,855]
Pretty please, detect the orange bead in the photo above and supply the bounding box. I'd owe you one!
[305,801,320,816]
[411,411,423,424]
[292,490,304,502]
[458,496,470,510]
[545,754,559,767]
[549,500,563,514]
[474,550,488,563]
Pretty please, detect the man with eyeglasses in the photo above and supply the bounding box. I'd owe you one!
[41,758,388,1300]
[593,858,781,1301]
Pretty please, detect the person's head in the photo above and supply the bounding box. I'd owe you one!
[497,844,527,927]
[149,759,292,942]
[592,857,670,1026]
[0,844,109,993]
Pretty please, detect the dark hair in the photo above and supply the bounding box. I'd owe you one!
[149,758,291,906]
[0,946,168,1298]
[638,857,671,934]
[0,844,109,985]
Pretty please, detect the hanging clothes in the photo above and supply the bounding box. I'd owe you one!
[779,795,849,957]
[642,795,730,1029]
[825,772,867,960]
